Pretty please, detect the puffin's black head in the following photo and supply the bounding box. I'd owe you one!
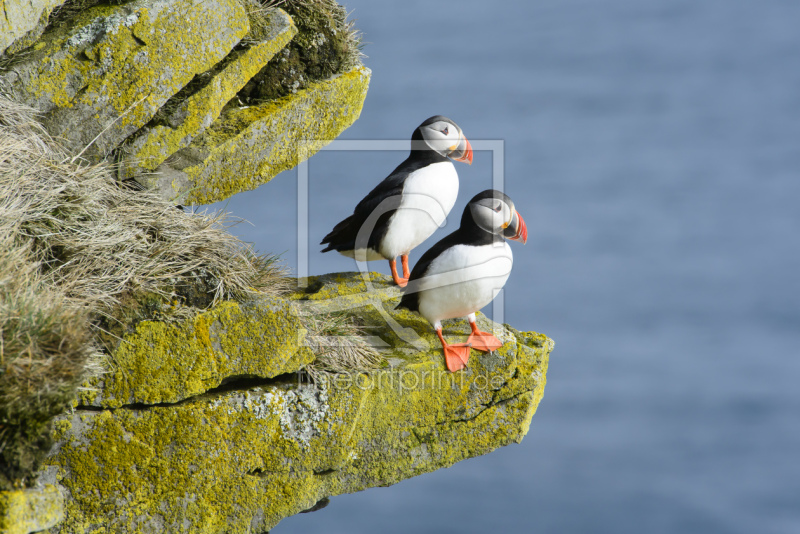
[410,115,473,164]
[463,189,528,244]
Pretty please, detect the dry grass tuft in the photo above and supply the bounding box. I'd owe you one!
[0,237,91,415]
[0,93,288,488]
[0,95,288,321]
[302,312,384,383]
[0,235,92,489]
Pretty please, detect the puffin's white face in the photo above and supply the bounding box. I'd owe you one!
[467,192,528,243]
[469,197,514,235]
[420,120,463,157]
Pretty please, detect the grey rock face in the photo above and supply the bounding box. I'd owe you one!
[0,0,66,55]
[0,0,249,159]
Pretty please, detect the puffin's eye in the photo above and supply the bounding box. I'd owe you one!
[493,204,503,212]
[442,126,449,135]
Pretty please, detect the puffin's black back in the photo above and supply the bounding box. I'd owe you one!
[320,120,450,254]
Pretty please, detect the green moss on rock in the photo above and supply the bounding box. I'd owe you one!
[238,0,361,103]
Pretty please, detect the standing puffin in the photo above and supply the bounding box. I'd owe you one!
[397,190,528,372]
[320,116,473,287]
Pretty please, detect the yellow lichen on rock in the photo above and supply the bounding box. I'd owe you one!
[149,65,371,205]
[121,9,299,179]
[0,485,64,534]
[0,0,65,56]
[86,298,313,408]
[41,272,553,533]
[0,0,250,159]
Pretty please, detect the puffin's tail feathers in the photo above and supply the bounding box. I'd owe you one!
[320,214,358,252]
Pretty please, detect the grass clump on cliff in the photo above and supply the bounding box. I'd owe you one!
[0,94,288,490]
[302,313,383,383]
[239,0,364,103]
[0,236,93,491]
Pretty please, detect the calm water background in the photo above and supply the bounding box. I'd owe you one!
[207,0,800,532]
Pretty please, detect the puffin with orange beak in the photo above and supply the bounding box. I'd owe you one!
[321,116,473,286]
[397,190,528,372]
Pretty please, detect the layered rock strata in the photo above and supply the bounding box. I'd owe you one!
[0,0,369,204]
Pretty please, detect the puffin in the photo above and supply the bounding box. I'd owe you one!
[320,116,473,287]
[397,190,528,372]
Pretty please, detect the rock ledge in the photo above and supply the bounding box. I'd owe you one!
[33,272,552,533]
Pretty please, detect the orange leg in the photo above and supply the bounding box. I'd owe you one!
[436,327,471,372]
[401,254,411,279]
[389,258,408,287]
[466,318,503,352]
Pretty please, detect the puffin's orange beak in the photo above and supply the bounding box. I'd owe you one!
[505,211,527,244]
[451,136,473,165]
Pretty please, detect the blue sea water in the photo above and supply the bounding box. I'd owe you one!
[207,0,800,532]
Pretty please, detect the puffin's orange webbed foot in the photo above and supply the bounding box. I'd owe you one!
[467,331,503,352]
[467,321,503,352]
[436,327,471,372]
[443,343,471,372]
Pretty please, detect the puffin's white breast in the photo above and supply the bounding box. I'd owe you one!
[415,241,513,323]
[379,162,458,259]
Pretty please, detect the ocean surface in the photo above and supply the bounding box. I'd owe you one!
[207,1,800,532]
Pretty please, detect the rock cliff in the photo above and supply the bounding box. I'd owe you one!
[0,1,553,532]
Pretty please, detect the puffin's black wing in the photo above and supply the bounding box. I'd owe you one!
[320,157,429,253]
[320,176,403,253]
